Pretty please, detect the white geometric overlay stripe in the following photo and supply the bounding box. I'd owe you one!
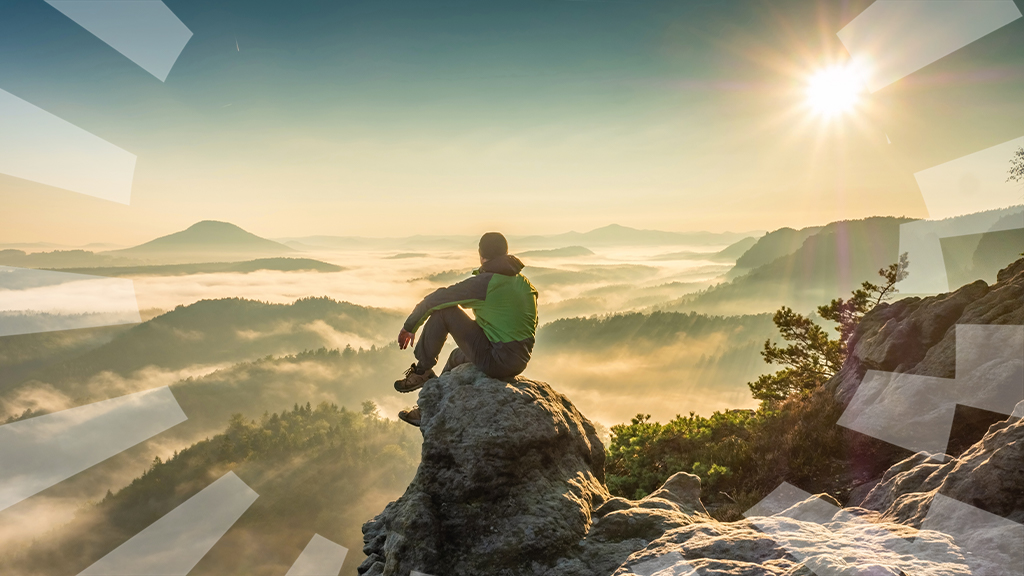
[898,206,1024,295]
[838,0,1022,93]
[629,551,695,576]
[45,0,193,82]
[285,534,349,576]
[78,471,258,576]
[914,137,1024,221]
[0,88,137,203]
[839,325,1024,459]
[0,387,186,512]
[920,493,1024,576]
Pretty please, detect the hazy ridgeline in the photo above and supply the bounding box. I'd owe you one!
[665,214,1024,315]
[414,263,727,322]
[1,297,404,417]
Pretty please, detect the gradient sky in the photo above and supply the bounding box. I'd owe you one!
[1,0,1022,245]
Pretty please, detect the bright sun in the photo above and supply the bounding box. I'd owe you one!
[805,63,867,118]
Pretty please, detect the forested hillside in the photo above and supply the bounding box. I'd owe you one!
[4,403,419,576]
[2,297,402,409]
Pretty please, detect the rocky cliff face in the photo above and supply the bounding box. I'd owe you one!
[360,259,1024,576]
[828,257,1024,496]
[832,257,1023,418]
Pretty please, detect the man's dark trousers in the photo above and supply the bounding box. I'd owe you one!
[413,307,531,379]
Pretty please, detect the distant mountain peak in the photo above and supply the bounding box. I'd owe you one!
[186,220,243,230]
[109,220,294,261]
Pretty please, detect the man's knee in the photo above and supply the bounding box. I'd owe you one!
[427,306,461,326]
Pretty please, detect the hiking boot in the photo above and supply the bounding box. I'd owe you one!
[398,405,421,427]
[394,363,435,393]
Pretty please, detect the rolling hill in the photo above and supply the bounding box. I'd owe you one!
[725,225,823,279]
[106,221,296,264]
[518,246,595,258]
[277,224,762,252]
[1,297,403,408]
[515,224,759,248]
[669,210,1024,316]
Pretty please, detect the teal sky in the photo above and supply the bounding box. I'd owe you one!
[1,0,1022,244]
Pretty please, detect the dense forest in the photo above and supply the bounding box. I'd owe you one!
[3,402,420,576]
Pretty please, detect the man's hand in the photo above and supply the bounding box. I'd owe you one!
[398,329,415,350]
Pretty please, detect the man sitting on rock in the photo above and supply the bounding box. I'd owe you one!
[393,232,539,426]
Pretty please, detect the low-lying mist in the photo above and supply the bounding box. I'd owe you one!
[529,311,776,425]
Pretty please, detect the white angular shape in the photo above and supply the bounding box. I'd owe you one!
[744,482,869,526]
[45,0,193,82]
[920,494,1024,576]
[0,89,136,204]
[898,205,1024,294]
[954,324,1024,415]
[839,325,1024,458]
[742,482,830,520]
[0,266,141,336]
[915,137,1024,220]
[837,0,1022,93]
[838,369,957,460]
[78,471,258,576]
[900,137,1024,295]
[285,534,348,576]
[0,387,186,512]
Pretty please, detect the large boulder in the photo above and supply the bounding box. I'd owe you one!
[358,365,713,576]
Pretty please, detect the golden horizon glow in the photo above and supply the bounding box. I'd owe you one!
[805,62,868,118]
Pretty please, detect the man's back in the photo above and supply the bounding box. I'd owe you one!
[464,256,538,344]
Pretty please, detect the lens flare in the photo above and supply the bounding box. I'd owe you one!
[805,63,867,118]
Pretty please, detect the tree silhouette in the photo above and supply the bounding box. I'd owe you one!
[748,253,909,402]
[1008,146,1024,184]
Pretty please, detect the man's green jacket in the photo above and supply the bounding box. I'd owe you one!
[403,254,538,345]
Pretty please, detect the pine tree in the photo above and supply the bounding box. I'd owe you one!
[748,254,909,402]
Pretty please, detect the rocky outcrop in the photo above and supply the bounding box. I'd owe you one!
[856,403,1024,526]
[612,508,972,576]
[827,257,1024,491]
[831,258,1024,403]
[358,365,711,576]
[359,365,1018,576]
